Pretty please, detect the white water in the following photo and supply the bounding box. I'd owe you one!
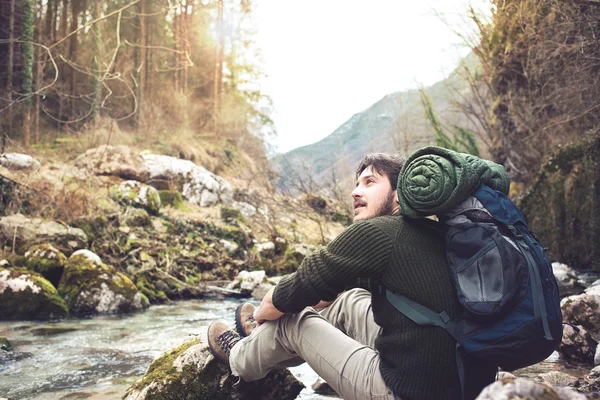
[0,299,329,400]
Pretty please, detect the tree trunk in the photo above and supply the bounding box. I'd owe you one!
[90,0,102,123]
[45,0,54,40]
[34,0,43,143]
[6,0,15,138]
[69,0,81,119]
[135,0,146,127]
[214,0,224,127]
[173,7,180,92]
[60,0,68,38]
[22,0,35,149]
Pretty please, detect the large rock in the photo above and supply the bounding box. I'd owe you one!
[558,324,597,364]
[74,145,149,182]
[21,244,67,287]
[519,136,600,270]
[0,153,41,171]
[475,376,586,399]
[124,338,304,400]
[0,268,68,320]
[561,293,600,335]
[111,181,161,215]
[552,262,584,298]
[0,214,88,255]
[141,154,233,207]
[58,252,149,316]
[226,270,266,296]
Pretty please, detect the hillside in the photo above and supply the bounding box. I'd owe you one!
[273,52,481,193]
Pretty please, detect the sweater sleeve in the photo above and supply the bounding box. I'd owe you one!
[272,219,395,313]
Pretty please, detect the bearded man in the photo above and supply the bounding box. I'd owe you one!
[208,153,497,400]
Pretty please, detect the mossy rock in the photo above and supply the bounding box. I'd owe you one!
[58,253,149,316]
[17,244,67,287]
[135,272,169,304]
[0,337,11,351]
[221,206,243,223]
[158,190,185,210]
[111,180,161,215]
[123,207,151,227]
[72,215,110,241]
[124,338,304,400]
[519,135,600,270]
[0,268,68,320]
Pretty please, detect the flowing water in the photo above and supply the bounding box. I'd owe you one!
[0,299,326,400]
[0,294,594,400]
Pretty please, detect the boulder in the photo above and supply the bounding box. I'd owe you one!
[535,371,579,387]
[58,252,149,316]
[220,239,239,255]
[231,201,257,218]
[252,283,274,300]
[561,293,600,335]
[141,154,233,207]
[475,376,586,400]
[0,214,88,255]
[0,153,40,171]
[558,324,597,364]
[0,337,11,352]
[256,241,275,259]
[0,268,68,320]
[552,262,584,298]
[74,145,149,182]
[21,244,67,287]
[123,207,151,227]
[227,270,266,296]
[124,338,304,400]
[111,181,161,215]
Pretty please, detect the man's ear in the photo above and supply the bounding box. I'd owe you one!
[394,190,399,205]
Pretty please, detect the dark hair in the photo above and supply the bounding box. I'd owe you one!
[355,153,405,190]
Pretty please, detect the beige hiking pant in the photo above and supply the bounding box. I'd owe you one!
[229,288,396,400]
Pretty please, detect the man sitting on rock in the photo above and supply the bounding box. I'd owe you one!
[207,153,497,400]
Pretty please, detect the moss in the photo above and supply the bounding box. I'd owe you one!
[16,244,67,287]
[72,215,109,242]
[0,337,11,351]
[135,274,168,304]
[125,339,304,400]
[123,208,151,227]
[220,206,244,223]
[58,254,146,315]
[158,190,185,210]
[0,268,68,320]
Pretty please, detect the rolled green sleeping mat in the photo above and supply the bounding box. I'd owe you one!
[397,146,510,218]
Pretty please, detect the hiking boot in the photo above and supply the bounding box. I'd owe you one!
[207,321,241,366]
[235,302,257,337]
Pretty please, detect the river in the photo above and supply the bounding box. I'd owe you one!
[0,299,327,400]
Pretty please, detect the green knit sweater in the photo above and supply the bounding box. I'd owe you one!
[272,215,496,400]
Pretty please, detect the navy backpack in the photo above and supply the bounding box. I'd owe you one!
[385,184,563,393]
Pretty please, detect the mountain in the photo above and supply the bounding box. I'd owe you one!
[273,52,482,194]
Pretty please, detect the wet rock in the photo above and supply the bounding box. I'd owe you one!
[558,324,597,364]
[142,154,233,207]
[58,252,149,316]
[74,145,149,182]
[0,153,41,171]
[21,244,67,287]
[0,214,88,255]
[475,376,586,400]
[0,268,68,320]
[227,270,266,296]
[561,294,600,335]
[311,378,337,396]
[124,338,304,400]
[0,337,12,351]
[111,181,161,215]
[553,262,585,298]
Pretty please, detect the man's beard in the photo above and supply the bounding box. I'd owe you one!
[374,190,397,217]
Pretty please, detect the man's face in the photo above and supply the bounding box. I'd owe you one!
[351,166,399,222]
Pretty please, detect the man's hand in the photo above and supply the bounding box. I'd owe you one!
[253,287,284,326]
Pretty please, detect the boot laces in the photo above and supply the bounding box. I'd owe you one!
[216,330,240,355]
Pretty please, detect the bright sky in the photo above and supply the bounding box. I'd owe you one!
[253,0,491,154]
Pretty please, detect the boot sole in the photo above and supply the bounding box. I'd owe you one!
[235,302,252,337]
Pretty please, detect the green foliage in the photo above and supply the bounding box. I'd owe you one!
[419,87,479,156]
